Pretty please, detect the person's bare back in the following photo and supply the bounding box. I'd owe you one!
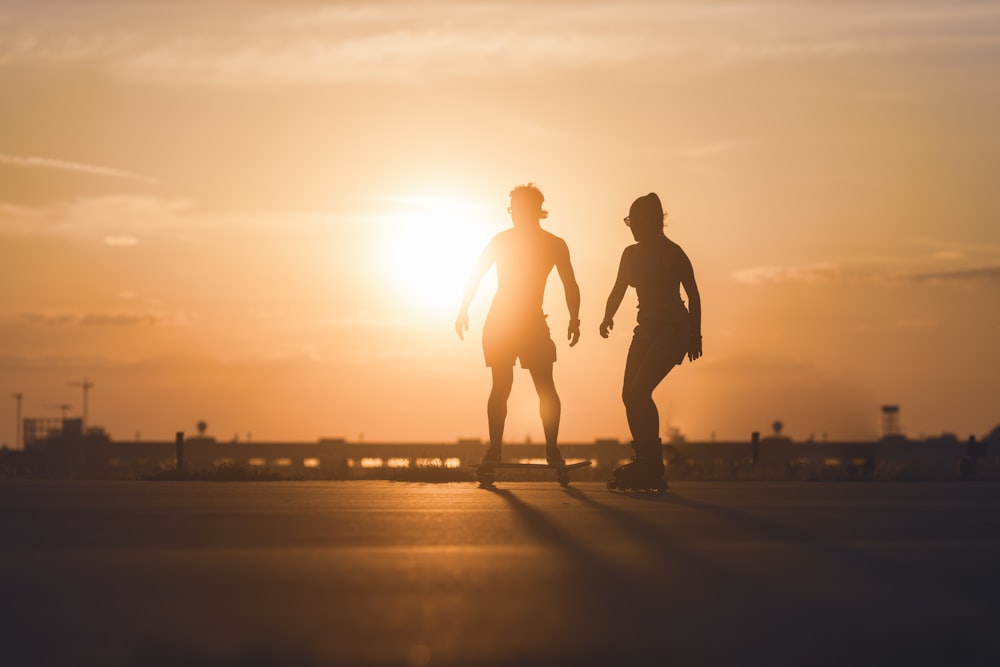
[485,226,572,318]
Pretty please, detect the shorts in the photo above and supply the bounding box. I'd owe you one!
[482,310,557,369]
[626,320,691,376]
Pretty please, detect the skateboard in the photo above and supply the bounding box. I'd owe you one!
[471,460,592,487]
[606,477,669,494]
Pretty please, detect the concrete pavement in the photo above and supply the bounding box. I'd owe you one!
[2,480,999,666]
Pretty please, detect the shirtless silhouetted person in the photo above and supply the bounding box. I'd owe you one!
[456,184,581,465]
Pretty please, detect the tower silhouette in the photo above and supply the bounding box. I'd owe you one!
[881,405,900,439]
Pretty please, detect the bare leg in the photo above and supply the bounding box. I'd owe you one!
[622,336,676,444]
[487,365,514,458]
[528,363,562,458]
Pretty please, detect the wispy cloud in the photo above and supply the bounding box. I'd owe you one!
[733,235,1000,288]
[17,312,76,326]
[733,260,1000,288]
[0,154,159,184]
[731,261,851,286]
[18,311,179,327]
[0,195,188,241]
[3,2,999,86]
[0,196,366,250]
[103,235,139,247]
[908,266,1000,286]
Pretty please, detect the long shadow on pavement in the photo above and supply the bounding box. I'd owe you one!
[482,486,663,664]
[562,485,1000,667]
[486,485,849,666]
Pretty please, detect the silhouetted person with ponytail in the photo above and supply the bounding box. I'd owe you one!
[456,184,581,466]
[601,192,702,491]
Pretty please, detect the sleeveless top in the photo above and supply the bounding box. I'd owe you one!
[624,236,691,329]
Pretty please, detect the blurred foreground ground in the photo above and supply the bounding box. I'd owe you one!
[2,480,999,666]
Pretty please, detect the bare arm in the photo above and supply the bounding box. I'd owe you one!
[554,239,581,347]
[455,242,496,340]
[680,251,702,360]
[600,250,630,339]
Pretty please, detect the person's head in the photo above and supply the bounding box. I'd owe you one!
[508,183,548,227]
[625,192,666,242]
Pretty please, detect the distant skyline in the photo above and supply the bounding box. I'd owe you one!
[2,1,999,445]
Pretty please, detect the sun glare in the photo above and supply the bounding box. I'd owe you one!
[378,196,496,318]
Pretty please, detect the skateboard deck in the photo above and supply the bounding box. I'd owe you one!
[470,460,592,471]
[472,460,592,487]
[606,478,669,494]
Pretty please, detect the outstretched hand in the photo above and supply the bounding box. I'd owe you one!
[455,311,469,341]
[567,319,580,347]
[688,335,703,362]
[599,317,614,339]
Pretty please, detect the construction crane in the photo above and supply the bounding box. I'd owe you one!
[68,377,94,430]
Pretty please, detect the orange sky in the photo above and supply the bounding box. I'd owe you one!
[2,1,999,445]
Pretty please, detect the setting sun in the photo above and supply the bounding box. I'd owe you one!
[377,196,497,318]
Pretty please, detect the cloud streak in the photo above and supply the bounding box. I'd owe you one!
[731,262,854,286]
[18,311,180,327]
[0,154,159,184]
[0,195,188,241]
[908,266,1000,286]
[3,1,999,86]
[732,261,1000,288]
[103,235,139,247]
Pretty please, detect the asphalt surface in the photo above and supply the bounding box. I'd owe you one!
[2,480,999,667]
